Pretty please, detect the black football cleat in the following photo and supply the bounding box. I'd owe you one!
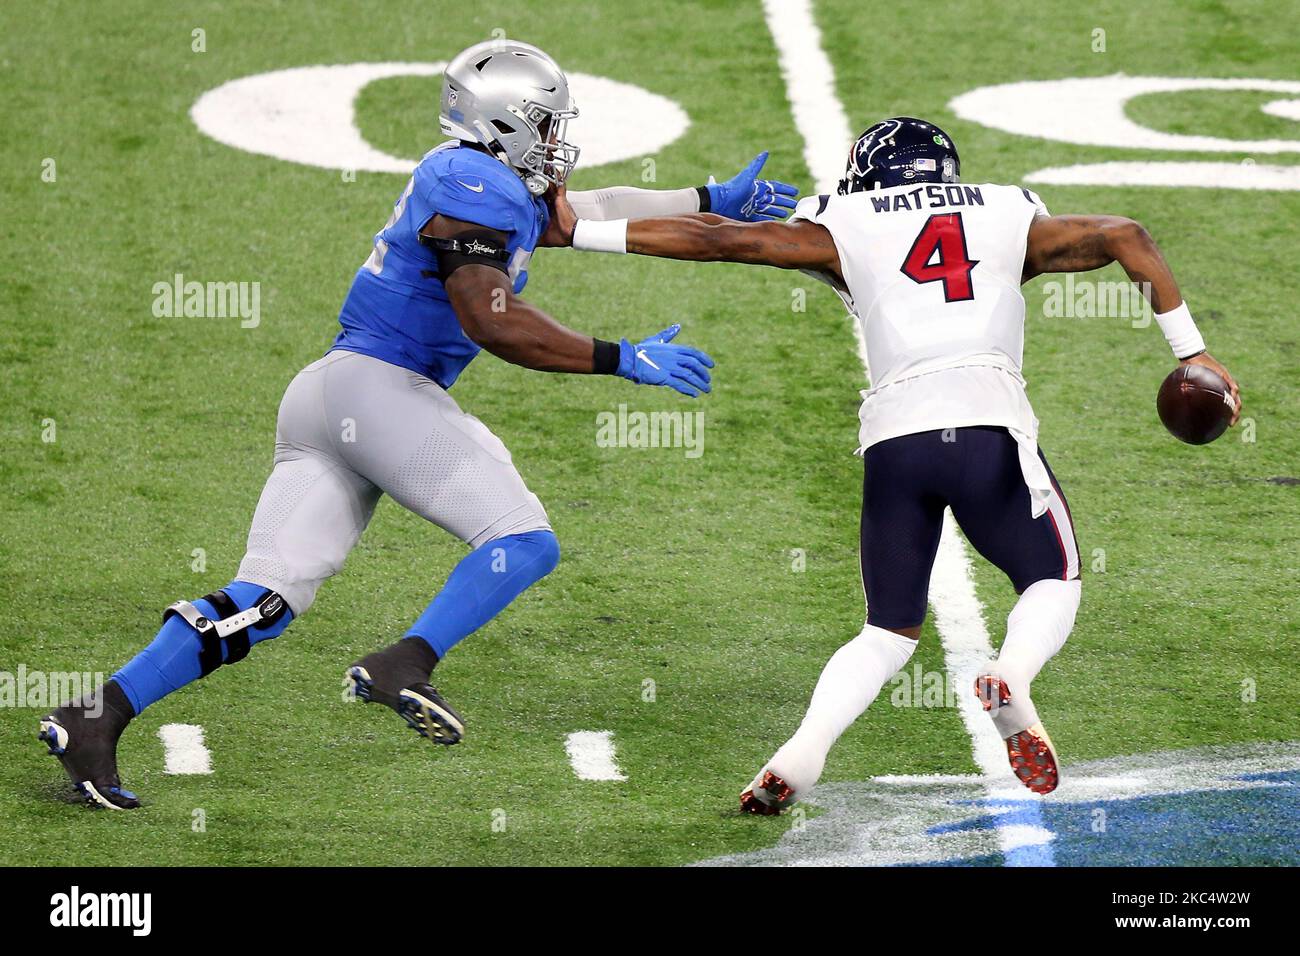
[39,681,140,810]
[345,637,464,745]
[394,683,465,745]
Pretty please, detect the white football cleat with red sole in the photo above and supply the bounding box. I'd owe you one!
[740,769,795,815]
[974,675,1060,795]
[1004,723,1060,794]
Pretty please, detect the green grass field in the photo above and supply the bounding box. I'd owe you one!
[1,0,1296,866]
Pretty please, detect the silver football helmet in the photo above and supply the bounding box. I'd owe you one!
[439,38,580,195]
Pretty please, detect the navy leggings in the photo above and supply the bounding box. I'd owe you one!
[861,426,1079,629]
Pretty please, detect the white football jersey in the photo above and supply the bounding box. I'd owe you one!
[792,181,1055,515]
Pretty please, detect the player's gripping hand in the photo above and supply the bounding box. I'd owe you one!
[617,324,715,397]
[706,151,800,222]
[1182,351,1242,425]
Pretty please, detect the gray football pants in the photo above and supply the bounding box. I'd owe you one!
[236,350,552,615]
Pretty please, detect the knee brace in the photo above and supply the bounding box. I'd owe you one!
[162,587,290,678]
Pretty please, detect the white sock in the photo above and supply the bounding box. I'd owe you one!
[764,624,918,796]
[985,578,1081,737]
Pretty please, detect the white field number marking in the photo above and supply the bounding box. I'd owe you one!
[950,75,1300,190]
[761,0,1054,864]
[1027,161,1300,192]
[191,63,690,175]
[158,723,212,775]
[564,731,628,781]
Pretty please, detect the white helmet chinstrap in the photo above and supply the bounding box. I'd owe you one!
[439,38,580,195]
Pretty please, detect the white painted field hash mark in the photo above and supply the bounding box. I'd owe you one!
[158,723,212,775]
[761,0,1055,865]
[565,731,628,781]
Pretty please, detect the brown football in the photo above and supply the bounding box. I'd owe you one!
[1157,364,1234,445]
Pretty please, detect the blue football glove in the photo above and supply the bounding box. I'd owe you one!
[705,151,800,222]
[617,324,715,398]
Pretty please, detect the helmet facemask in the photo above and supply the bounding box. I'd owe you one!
[514,101,580,194]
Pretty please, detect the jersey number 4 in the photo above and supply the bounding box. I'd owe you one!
[900,213,979,302]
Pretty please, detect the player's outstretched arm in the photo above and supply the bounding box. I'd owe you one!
[428,215,713,397]
[556,152,799,230]
[1024,214,1240,421]
[547,185,842,278]
[625,213,841,274]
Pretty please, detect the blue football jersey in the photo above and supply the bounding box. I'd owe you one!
[331,142,549,388]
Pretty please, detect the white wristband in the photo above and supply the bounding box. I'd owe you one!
[572,218,628,254]
[1154,302,1206,359]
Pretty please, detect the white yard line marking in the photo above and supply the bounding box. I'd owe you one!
[760,0,1054,865]
[998,824,1055,850]
[158,723,212,775]
[565,730,628,782]
[760,0,855,215]
[873,773,983,785]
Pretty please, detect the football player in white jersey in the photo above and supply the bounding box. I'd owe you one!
[551,116,1241,812]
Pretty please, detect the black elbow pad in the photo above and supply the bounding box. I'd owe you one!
[420,230,511,280]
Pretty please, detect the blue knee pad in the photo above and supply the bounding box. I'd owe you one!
[406,529,560,659]
[112,579,294,714]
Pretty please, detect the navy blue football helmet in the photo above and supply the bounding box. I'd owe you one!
[837,117,961,194]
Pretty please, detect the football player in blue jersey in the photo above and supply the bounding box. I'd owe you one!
[39,38,799,809]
